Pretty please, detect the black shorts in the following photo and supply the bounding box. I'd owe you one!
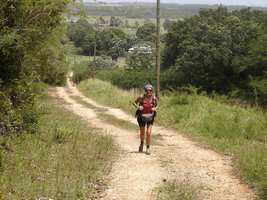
[137,112,156,127]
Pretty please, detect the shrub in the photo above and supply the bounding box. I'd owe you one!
[72,61,90,84]
[72,57,116,84]
[0,76,39,135]
[95,68,156,89]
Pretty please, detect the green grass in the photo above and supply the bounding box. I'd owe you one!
[69,94,138,131]
[97,113,138,131]
[78,79,140,114]
[156,180,198,200]
[78,78,267,199]
[116,57,126,68]
[0,90,116,200]
[66,54,91,66]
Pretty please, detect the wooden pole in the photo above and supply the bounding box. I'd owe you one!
[156,0,161,99]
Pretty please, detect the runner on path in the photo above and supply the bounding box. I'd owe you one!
[134,84,158,155]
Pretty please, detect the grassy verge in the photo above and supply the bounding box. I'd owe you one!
[0,90,116,200]
[156,180,198,200]
[97,113,138,131]
[69,94,138,131]
[78,79,267,199]
[78,79,140,114]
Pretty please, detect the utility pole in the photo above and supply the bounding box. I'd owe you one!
[156,0,161,99]
[92,20,98,79]
[94,21,97,63]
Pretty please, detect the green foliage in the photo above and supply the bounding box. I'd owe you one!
[234,34,267,104]
[136,22,156,42]
[52,126,72,144]
[91,56,115,69]
[162,7,267,104]
[72,61,90,84]
[97,28,133,60]
[95,68,156,89]
[67,18,96,55]
[110,16,123,27]
[126,52,155,70]
[72,57,116,83]
[163,19,175,31]
[24,27,69,86]
[67,20,133,59]
[0,0,70,135]
[0,91,12,135]
[0,76,39,135]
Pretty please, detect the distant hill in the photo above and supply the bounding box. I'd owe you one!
[83,2,267,19]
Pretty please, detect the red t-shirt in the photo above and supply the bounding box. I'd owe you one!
[135,95,157,114]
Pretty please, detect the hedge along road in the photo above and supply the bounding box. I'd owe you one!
[54,80,256,200]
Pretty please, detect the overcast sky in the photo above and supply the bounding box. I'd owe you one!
[85,0,267,7]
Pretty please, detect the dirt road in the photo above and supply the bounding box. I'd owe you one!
[54,82,256,200]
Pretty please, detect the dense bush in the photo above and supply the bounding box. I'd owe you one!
[0,76,39,135]
[72,57,116,83]
[126,52,155,70]
[0,0,69,135]
[136,22,156,43]
[72,61,91,84]
[95,68,156,89]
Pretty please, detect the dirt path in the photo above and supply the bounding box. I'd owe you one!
[54,82,257,200]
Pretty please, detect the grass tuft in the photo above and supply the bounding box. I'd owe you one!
[156,180,198,200]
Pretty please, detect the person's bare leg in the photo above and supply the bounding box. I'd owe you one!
[139,127,145,152]
[146,125,152,154]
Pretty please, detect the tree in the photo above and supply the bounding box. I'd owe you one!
[163,19,174,31]
[125,19,130,28]
[97,28,130,59]
[136,22,157,42]
[110,16,123,27]
[98,16,106,25]
[234,34,267,104]
[108,39,127,61]
[134,21,140,28]
[67,19,96,55]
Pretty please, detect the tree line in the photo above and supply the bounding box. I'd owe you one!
[162,7,267,104]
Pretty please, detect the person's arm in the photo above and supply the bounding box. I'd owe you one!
[152,96,158,111]
[133,96,143,110]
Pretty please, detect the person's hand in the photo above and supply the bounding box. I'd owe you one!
[152,107,156,111]
[139,106,144,110]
